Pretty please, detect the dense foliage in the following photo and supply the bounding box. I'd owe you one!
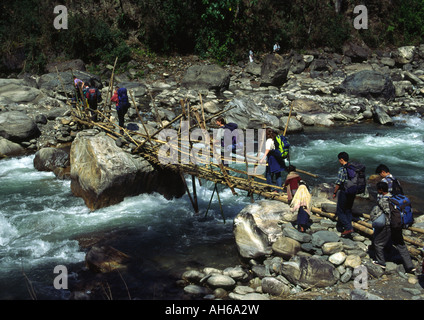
[1,0,423,74]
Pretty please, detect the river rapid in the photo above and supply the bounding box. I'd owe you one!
[0,114,423,300]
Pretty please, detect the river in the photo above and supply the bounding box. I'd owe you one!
[0,114,423,300]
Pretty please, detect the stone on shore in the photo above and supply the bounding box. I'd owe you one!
[233,200,292,259]
[339,70,396,100]
[0,111,40,143]
[85,245,130,273]
[281,256,339,289]
[70,130,185,210]
[181,64,230,91]
[0,137,25,157]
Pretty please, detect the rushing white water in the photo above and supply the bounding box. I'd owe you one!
[0,114,423,299]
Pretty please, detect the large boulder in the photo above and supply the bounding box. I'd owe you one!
[0,137,25,157]
[225,97,300,132]
[281,256,339,288]
[33,147,70,171]
[33,147,70,179]
[181,64,230,91]
[260,54,290,87]
[70,131,185,210]
[38,70,102,97]
[372,106,393,125]
[0,80,43,104]
[393,46,415,65]
[0,111,40,143]
[339,70,395,100]
[342,41,371,62]
[272,236,301,259]
[233,200,292,259]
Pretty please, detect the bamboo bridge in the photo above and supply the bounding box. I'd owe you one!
[63,65,424,258]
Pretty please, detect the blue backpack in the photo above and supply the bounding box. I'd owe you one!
[389,194,413,229]
[117,88,130,111]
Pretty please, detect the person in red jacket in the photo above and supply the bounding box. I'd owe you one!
[111,87,119,108]
[284,165,301,202]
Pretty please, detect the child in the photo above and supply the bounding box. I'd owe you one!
[290,182,312,232]
[284,165,301,202]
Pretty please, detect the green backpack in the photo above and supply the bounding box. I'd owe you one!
[275,134,290,159]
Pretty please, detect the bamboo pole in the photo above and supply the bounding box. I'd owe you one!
[283,101,294,137]
[104,56,118,116]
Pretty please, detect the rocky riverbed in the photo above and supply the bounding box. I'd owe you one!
[177,199,424,301]
[1,43,424,300]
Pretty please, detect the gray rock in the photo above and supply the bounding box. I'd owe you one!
[38,71,101,97]
[260,54,290,87]
[251,265,271,278]
[372,106,393,125]
[181,64,230,91]
[182,270,206,283]
[233,200,290,259]
[281,256,338,288]
[393,46,415,64]
[0,83,43,103]
[233,285,255,295]
[0,111,40,143]
[0,137,25,157]
[261,277,290,297]
[339,70,395,100]
[322,242,344,255]
[184,284,209,296]
[245,62,261,76]
[282,226,312,243]
[272,236,301,260]
[223,266,248,280]
[206,274,236,289]
[70,131,185,210]
[225,97,280,130]
[33,147,70,172]
[311,230,340,247]
[342,41,371,62]
[340,268,353,283]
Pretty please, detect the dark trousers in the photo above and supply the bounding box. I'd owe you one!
[336,190,355,232]
[373,225,414,270]
[117,108,126,129]
[88,101,98,121]
[265,168,282,191]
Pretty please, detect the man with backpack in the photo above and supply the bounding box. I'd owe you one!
[375,164,404,198]
[214,117,242,166]
[370,181,416,274]
[85,78,102,122]
[111,86,131,134]
[333,152,365,237]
